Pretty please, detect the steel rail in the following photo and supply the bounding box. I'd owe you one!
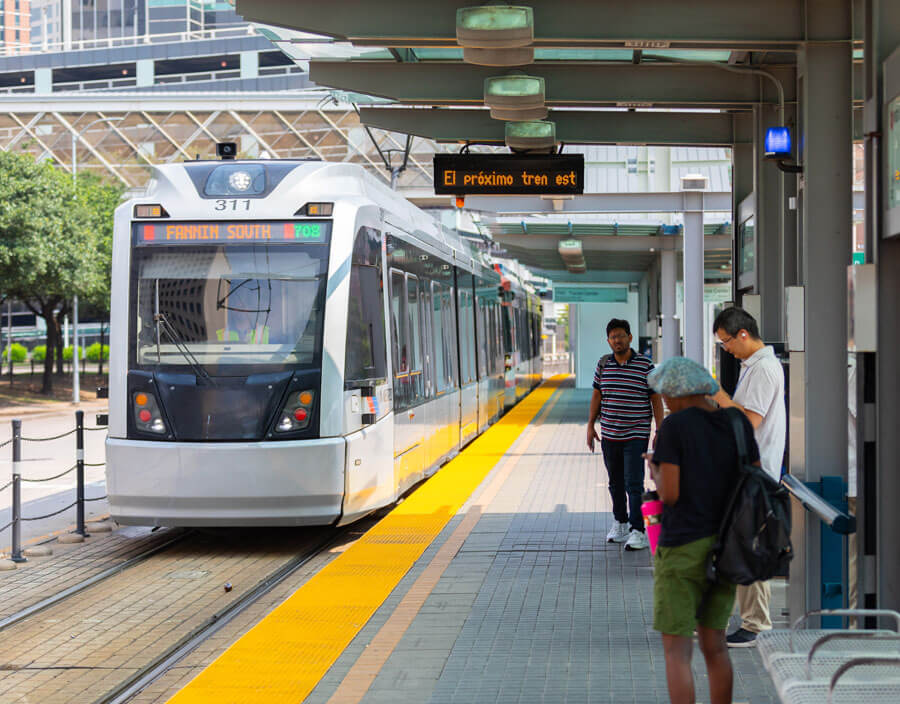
[94,526,350,704]
[0,529,190,633]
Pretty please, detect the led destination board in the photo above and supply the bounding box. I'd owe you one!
[134,221,331,245]
[433,154,584,196]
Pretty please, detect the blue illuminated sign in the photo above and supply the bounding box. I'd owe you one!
[765,127,792,158]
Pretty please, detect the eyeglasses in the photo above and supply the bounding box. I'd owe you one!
[608,334,629,341]
[716,334,735,346]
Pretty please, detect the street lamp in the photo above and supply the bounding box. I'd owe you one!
[71,116,122,404]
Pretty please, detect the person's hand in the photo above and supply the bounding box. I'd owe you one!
[586,423,599,452]
[712,387,730,407]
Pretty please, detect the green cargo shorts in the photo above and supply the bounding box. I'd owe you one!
[653,535,736,637]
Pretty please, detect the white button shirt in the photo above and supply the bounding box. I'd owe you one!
[732,345,786,482]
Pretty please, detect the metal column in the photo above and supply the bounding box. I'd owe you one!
[732,113,755,304]
[755,102,786,339]
[660,246,679,360]
[864,0,900,612]
[794,8,853,617]
[682,191,704,362]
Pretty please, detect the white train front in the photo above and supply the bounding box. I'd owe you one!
[106,158,542,527]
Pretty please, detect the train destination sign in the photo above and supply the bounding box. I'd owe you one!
[133,221,332,245]
[433,154,585,196]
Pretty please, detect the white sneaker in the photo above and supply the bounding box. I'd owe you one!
[606,521,630,543]
[624,529,649,551]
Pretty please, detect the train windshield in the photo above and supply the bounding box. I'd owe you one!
[132,243,328,371]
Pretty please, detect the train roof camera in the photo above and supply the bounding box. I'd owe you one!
[216,142,237,160]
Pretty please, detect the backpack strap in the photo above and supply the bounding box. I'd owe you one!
[597,354,611,383]
[725,407,750,466]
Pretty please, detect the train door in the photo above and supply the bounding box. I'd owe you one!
[475,292,490,433]
[457,271,478,446]
[441,281,461,459]
[390,269,425,495]
[420,280,439,476]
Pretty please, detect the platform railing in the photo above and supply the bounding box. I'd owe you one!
[1,413,108,561]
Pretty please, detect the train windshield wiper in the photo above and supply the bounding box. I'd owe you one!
[153,312,216,386]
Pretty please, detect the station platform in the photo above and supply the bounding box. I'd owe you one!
[168,377,782,704]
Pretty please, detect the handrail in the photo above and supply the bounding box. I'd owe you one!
[827,656,900,704]
[790,609,900,653]
[782,474,856,534]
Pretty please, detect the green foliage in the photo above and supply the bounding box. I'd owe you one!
[62,345,85,362]
[0,150,124,314]
[2,343,27,363]
[31,345,46,362]
[86,342,109,362]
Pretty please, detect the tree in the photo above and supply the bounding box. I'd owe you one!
[0,150,122,393]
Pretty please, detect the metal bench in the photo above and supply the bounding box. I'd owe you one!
[768,632,900,691]
[778,656,900,704]
[757,608,900,670]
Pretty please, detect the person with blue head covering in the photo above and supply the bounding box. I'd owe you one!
[644,356,762,704]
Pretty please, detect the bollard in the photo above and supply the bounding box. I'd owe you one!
[10,419,25,563]
[75,410,87,537]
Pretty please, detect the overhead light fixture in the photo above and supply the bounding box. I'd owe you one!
[484,75,547,120]
[457,5,534,66]
[558,238,586,274]
[505,120,556,152]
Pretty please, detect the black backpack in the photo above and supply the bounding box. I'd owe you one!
[706,408,793,586]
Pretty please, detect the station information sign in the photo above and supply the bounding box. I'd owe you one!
[433,154,585,196]
[133,221,332,245]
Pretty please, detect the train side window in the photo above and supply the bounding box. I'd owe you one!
[432,281,447,393]
[502,305,513,356]
[458,289,472,384]
[407,274,423,403]
[345,227,387,386]
[490,301,500,374]
[476,297,487,378]
[443,286,459,388]
[390,269,410,409]
[420,283,434,398]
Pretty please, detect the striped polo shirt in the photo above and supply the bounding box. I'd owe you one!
[593,350,656,440]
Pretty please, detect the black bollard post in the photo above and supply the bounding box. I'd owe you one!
[75,410,86,537]
[11,419,25,563]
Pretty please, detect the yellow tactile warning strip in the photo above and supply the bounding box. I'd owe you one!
[167,376,565,704]
[325,387,564,704]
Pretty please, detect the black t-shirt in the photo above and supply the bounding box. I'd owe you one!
[651,406,760,548]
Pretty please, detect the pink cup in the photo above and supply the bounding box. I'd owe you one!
[641,494,664,555]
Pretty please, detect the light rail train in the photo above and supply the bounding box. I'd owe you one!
[106,157,542,526]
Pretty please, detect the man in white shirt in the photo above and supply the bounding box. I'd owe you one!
[711,307,786,648]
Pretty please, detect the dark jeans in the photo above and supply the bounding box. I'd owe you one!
[601,437,649,532]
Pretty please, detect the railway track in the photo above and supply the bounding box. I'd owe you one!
[94,526,349,704]
[0,529,190,633]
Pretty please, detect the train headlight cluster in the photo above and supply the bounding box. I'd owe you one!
[228,170,253,191]
[275,390,315,433]
[133,391,166,434]
[204,164,266,196]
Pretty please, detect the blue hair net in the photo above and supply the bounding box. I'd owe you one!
[648,357,719,397]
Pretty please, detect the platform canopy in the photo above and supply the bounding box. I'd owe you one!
[234,0,856,278]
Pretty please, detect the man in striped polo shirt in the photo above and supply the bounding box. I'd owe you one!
[586,319,664,550]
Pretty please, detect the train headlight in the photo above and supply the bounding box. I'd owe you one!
[133,391,166,434]
[228,170,252,191]
[275,389,315,433]
[204,164,266,196]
